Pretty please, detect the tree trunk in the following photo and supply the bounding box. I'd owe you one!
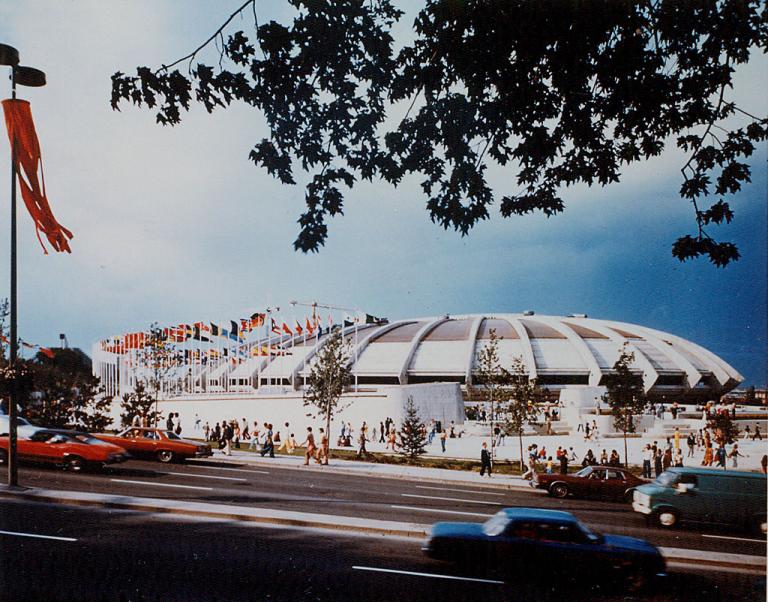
[623,431,628,468]
[518,429,524,472]
[490,396,495,467]
[326,398,332,465]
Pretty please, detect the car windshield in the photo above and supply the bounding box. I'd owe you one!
[655,471,679,487]
[575,467,591,478]
[482,512,509,537]
[73,434,111,446]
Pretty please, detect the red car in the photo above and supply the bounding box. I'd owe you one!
[95,427,212,463]
[0,429,129,471]
[532,465,645,502]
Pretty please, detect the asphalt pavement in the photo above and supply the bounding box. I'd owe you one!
[0,455,765,601]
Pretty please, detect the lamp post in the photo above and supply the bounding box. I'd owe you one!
[1,43,46,488]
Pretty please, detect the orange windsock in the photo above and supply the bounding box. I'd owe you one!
[2,98,72,253]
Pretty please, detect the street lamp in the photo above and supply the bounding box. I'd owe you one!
[1,43,46,488]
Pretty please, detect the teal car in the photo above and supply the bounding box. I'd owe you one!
[632,467,767,533]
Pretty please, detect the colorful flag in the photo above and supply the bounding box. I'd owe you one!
[282,322,293,336]
[305,317,315,335]
[271,318,280,335]
[294,321,303,336]
[38,346,54,359]
[210,323,220,337]
[250,312,266,328]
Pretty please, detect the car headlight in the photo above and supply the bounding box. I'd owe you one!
[634,491,650,506]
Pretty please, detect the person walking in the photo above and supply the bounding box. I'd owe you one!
[559,451,568,475]
[642,445,653,478]
[379,421,386,444]
[521,453,536,480]
[316,427,329,465]
[439,429,447,453]
[686,433,695,458]
[702,442,714,466]
[480,442,492,477]
[673,427,681,452]
[277,422,292,453]
[223,421,233,457]
[715,444,727,468]
[752,425,762,441]
[673,448,684,467]
[260,423,274,458]
[249,421,260,450]
[301,427,316,466]
[761,454,767,475]
[654,449,663,478]
[728,443,743,468]
[357,427,369,458]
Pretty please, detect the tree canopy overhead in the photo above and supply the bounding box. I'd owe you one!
[111,0,767,266]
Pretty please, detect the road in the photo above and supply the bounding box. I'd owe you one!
[0,459,765,601]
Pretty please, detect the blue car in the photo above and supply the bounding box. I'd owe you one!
[422,508,665,589]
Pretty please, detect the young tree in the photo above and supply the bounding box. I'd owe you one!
[111,1,766,265]
[708,411,739,445]
[603,346,648,468]
[474,328,508,463]
[135,323,178,427]
[72,374,113,433]
[506,356,544,471]
[303,330,352,464]
[398,396,428,462]
[119,381,159,428]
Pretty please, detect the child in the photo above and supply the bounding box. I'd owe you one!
[546,456,554,474]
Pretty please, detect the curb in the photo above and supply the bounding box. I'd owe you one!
[0,486,764,574]
[189,454,536,493]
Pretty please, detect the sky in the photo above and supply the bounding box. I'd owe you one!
[0,1,765,386]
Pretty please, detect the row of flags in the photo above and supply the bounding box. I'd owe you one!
[0,334,55,359]
[101,310,386,356]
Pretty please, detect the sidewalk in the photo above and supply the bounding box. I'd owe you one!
[197,449,535,491]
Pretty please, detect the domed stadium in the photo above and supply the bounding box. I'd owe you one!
[300,313,742,399]
[93,312,742,402]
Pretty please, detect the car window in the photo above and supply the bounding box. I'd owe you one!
[678,474,698,486]
[575,467,591,478]
[656,472,679,487]
[588,470,604,480]
[143,431,159,440]
[164,431,181,440]
[30,431,55,442]
[536,523,587,544]
[508,522,537,540]
[482,512,510,537]
[605,470,624,480]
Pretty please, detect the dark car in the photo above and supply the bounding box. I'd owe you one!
[95,427,212,463]
[422,508,665,589]
[532,465,645,501]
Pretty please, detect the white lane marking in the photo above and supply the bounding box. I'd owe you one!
[110,479,212,491]
[0,529,77,542]
[185,463,269,475]
[159,471,247,482]
[392,505,491,518]
[701,534,766,544]
[415,485,505,497]
[401,493,501,506]
[353,566,504,585]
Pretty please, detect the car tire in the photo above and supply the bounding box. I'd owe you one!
[0,449,7,465]
[655,508,679,529]
[550,483,569,499]
[157,450,175,463]
[66,456,84,472]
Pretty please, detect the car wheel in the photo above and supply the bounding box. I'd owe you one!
[0,449,7,465]
[66,456,84,472]
[625,567,649,593]
[157,450,175,463]
[655,509,679,528]
[550,483,569,499]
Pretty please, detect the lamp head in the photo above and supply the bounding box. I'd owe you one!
[0,44,20,67]
[15,65,46,87]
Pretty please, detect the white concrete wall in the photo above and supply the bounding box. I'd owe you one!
[106,382,464,437]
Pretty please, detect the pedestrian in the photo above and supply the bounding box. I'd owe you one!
[203,421,210,441]
[728,443,743,468]
[316,427,329,465]
[673,427,680,451]
[715,444,727,468]
[702,443,713,466]
[166,413,174,431]
[241,418,250,441]
[174,415,182,436]
[559,451,568,475]
[233,421,241,449]
[686,433,695,458]
[761,454,767,475]
[599,449,608,466]
[743,425,751,440]
[545,456,554,474]
[131,413,142,428]
[249,421,260,450]
[278,422,292,453]
[673,448,684,467]
[752,425,763,441]
[223,421,233,456]
[439,429,447,453]
[480,442,492,477]
[522,453,536,480]
[662,448,672,470]
[584,423,591,441]
[379,421,386,443]
[357,427,369,458]
[591,420,599,441]
[654,449,663,478]
[301,427,316,466]
[386,427,397,451]
[642,445,653,478]
[260,423,274,458]
[194,413,201,431]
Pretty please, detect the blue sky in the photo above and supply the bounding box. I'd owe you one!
[0,1,765,385]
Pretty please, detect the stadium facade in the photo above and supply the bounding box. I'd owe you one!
[92,312,742,402]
